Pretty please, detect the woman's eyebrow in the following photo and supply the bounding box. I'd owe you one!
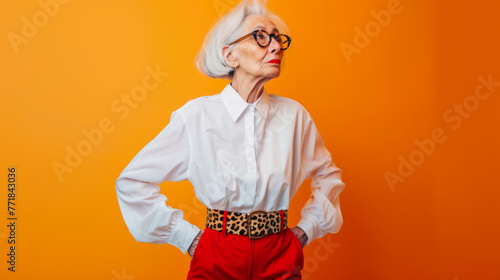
[252,25,279,33]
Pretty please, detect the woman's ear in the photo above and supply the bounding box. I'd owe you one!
[222,45,239,68]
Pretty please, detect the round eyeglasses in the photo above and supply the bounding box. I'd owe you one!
[228,29,291,50]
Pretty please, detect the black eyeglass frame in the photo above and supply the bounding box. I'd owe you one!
[228,29,291,50]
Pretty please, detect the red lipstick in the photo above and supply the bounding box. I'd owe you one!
[268,59,281,64]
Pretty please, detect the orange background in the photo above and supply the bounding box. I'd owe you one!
[1,0,499,279]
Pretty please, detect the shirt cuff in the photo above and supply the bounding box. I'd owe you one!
[169,218,202,255]
[296,217,317,246]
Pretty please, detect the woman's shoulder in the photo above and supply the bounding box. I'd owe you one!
[268,94,312,118]
[173,93,223,116]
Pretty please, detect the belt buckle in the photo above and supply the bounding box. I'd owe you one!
[247,210,268,239]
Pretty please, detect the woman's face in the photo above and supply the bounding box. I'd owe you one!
[229,15,285,80]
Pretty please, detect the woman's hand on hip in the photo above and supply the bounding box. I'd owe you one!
[188,229,205,259]
[290,226,308,248]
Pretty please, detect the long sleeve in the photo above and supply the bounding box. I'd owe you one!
[115,110,201,255]
[296,115,346,246]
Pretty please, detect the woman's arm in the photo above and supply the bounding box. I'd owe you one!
[296,114,346,246]
[115,110,202,255]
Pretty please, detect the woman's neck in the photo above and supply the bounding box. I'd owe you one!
[231,72,270,104]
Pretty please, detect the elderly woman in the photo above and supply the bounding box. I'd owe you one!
[115,0,345,279]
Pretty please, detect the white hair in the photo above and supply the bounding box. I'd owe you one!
[194,0,290,79]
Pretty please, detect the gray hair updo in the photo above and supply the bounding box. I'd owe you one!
[194,0,290,79]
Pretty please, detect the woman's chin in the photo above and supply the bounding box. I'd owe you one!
[266,69,281,78]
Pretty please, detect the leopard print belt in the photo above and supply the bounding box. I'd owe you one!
[206,208,288,239]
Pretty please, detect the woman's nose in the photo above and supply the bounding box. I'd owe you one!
[268,37,281,53]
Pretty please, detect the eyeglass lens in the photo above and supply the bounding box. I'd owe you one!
[256,30,290,49]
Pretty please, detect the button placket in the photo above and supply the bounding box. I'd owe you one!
[244,105,257,200]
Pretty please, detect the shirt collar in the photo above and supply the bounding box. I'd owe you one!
[221,82,270,122]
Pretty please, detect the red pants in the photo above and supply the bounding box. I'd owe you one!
[187,227,304,279]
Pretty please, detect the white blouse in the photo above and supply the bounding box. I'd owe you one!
[115,82,346,255]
